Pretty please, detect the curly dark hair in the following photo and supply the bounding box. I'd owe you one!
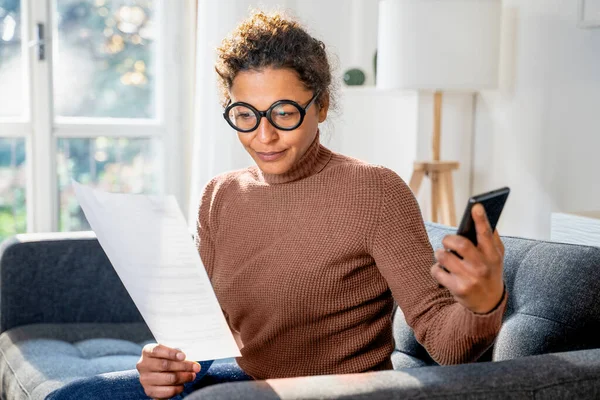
[215,10,335,109]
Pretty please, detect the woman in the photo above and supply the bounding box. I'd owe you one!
[95,10,507,400]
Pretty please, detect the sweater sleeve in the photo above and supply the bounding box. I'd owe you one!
[195,177,219,279]
[367,167,507,365]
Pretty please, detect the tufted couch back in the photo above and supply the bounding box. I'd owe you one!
[0,232,145,334]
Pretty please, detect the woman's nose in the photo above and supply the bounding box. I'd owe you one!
[256,116,278,143]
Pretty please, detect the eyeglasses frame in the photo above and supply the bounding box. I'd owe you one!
[222,91,321,133]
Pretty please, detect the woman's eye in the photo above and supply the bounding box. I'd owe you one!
[276,111,297,118]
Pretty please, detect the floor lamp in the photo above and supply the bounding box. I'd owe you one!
[377,0,502,225]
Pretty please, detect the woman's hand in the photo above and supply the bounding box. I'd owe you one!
[136,343,201,399]
[431,203,505,314]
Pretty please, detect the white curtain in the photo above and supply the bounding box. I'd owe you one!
[186,0,300,225]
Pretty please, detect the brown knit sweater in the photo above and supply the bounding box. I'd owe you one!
[195,133,507,380]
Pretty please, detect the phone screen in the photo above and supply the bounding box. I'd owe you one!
[456,187,510,246]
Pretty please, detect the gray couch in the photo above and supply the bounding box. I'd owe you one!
[1,224,600,399]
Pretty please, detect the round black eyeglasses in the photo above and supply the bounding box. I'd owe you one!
[223,91,320,133]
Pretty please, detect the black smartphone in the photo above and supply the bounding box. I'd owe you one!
[456,186,510,247]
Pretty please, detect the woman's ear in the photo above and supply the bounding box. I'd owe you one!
[318,93,330,123]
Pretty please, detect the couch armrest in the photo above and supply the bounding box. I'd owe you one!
[191,348,600,399]
[0,232,145,333]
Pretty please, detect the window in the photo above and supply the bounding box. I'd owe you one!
[0,0,185,241]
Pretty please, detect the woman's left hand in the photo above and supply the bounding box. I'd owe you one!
[431,203,505,314]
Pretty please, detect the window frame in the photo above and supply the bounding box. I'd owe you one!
[0,0,187,234]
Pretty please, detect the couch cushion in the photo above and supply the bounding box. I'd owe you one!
[393,223,600,366]
[0,323,153,400]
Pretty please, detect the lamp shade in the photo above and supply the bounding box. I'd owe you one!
[377,0,502,91]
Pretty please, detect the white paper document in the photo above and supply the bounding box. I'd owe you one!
[72,181,241,361]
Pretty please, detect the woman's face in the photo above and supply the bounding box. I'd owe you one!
[229,67,328,176]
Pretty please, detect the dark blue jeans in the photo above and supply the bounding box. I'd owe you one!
[46,360,253,400]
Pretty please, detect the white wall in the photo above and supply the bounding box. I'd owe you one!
[473,0,600,239]
[329,88,418,182]
[290,0,379,85]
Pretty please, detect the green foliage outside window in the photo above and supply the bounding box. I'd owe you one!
[0,139,26,243]
[55,0,155,118]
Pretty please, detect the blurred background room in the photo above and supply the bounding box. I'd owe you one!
[1,0,599,244]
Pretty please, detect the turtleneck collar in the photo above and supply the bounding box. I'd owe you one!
[257,131,332,185]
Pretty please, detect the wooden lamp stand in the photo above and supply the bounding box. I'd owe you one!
[408,92,460,226]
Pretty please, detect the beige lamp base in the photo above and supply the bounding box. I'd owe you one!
[409,161,460,226]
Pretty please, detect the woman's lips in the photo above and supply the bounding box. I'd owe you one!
[256,149,287,162]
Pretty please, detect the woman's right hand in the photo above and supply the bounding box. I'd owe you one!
[136,343,201,399]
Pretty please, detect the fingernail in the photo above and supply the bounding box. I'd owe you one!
[192,373,197,381]
[176,352,185,361]
[193,363,201,373]
[475,205,484,216]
